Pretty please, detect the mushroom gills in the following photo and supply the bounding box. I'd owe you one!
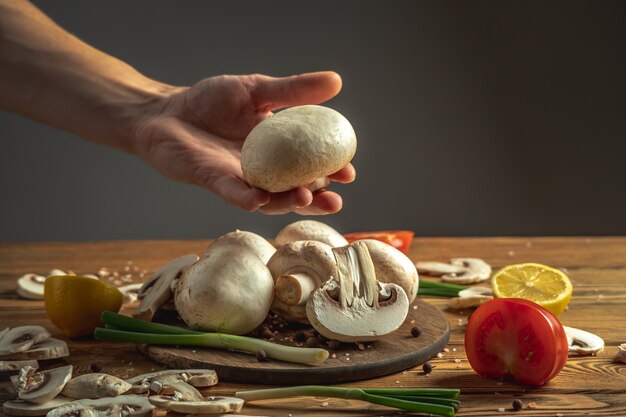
[564,326,605,356]
[16,365,73,404]
[306,242,409,342]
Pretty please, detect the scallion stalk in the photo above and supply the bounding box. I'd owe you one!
[418,279,467,297]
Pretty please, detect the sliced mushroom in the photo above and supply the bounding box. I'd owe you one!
[306,242,409,342]
[268,241,337,323]
[0,359,38,372]
[16,274,47,300]
[16,365,73,404]
[614,343,626,364]
[1,327,8,338]
[61,374,132,400]
[204,230,277,264]
[448,286,494,309]
[415,258,492,284]
[564,326,605,356]
[46,395,153,417]
[134,254,199,321]
[0,326,51,356]
[1,339,69,361]
[148,396,244,414]
[47,270,67,277]
[117,283,143,306]
[275,220,349,248]
[126,369,218,388]
[3,397,71,417]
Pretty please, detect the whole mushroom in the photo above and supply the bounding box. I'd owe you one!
[275,220,348,248]
[241,105,357,192]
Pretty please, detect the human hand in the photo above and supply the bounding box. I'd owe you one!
[131,71,356,214]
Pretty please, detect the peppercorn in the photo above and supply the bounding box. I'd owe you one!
[305,336,319,348]
[256,350,268,362]
[411,326,423,338]
[422,361,433,374]
[512,399,523,411]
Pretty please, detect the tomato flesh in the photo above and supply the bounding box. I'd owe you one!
[343,231,414,254]
[465,298,568,386]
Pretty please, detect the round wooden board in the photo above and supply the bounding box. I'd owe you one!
[139,299,450,385]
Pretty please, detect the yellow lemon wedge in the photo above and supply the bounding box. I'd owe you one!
[45,275,123,338]
[491,263,573,316]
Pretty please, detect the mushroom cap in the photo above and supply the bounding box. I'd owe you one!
[275,220,348,248]
[241,105,357,193]
[175,245,274,335]
[357,239,419,303]
[564,326,605,356]
[17,365,73,404]
[205,230,276,264]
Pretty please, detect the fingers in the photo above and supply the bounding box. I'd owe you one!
[258,187,313,215]
[253,71,342,111]
[294,190,343,215]
[210,175,271,212]
[328,163,356,184]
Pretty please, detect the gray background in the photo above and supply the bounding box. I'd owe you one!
[1,1,625,242]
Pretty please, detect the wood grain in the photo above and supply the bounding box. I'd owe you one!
[1,237,625,416]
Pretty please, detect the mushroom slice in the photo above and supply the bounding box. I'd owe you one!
[415,258,492,284]
[148,396,244,414]
[306,242,410,342]
[564,326,605,356]
[17,365,73,404]
[61,373,132,399]
[448,286,494,309]
[0,359,38,372]
[614,343,626,364]
[268,241,337,323]
[47,395,153,417]
[117,283,143,306]
[1,338,69,361]
[126,369,218,392]
[134,254,199,321]
[0,326,51,356]
[275,220,349,248]
[17,274,47,300]
[3,397,71,417]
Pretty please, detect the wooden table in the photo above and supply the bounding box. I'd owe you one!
[1,238,625,416]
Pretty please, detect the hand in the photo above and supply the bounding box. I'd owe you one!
[131,71,356,215]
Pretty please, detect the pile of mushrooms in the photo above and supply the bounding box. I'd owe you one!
[0,326,69,372]
[3,366,247,417]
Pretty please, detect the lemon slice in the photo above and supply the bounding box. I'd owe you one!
[491,263,572,316]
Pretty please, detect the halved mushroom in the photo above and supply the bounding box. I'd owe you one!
[306,242,409,342]
[2,397,71,416]
[16,274,47,300]
[1,339,69,361]
[117,283,143,306]
[134,254,199,321]
[564,326,605,356]
[16,365,73,404]
[0,359,38,372]
[275,220,348,248]
[614,343,626,364]
[126,369,218,388]
[148,395,244,414]
[0,326,51,356]
[61,373,132,399]
[204,230,277,264]
[448,286,494,309]
[46,395,153,417]
[268,241,337,323]
[415,258,492,284]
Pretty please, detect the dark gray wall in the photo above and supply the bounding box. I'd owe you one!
[1,1,625,242]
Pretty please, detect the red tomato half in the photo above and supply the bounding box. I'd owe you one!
[464,298,568,386]
[343,231,414,254]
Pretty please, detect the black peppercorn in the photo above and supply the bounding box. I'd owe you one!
[256,350,268,362]
[411,326,423,338]
[512,399,523,411]
[305,336,319,348]
[422,361,433,374]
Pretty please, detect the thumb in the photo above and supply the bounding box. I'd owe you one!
[253,71,342,111]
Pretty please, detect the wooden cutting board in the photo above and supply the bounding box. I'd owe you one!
[139,299,450,385]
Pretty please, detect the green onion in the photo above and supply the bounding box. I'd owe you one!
[96,312,328,365]
[236,386,460,417]
[418,279,467,297]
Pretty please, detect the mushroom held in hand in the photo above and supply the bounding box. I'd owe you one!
[174,231,275,335]
[241,105,357,192]
[306,242,409,342]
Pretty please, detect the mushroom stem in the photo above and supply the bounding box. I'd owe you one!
[275,273,317,306]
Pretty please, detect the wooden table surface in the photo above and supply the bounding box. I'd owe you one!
[1,237,625,416]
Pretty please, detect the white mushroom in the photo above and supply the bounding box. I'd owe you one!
[1,339,69,361]
[148,396,244,414]
[306,242,409,342]
[275,220,349,248]
[0,359,38,372]
[46,395,153,417]
[175,232,275,335]
[448,286,494,309]
[126,369,218,388]
[614,344,626,364]
[61,374,132,400]
[204,230,277,264]
[47,270,67,277]
[133,254,199,321]
[241,105,357,193]
[268,241,337,323]
[16,365,73,404]
[117,283,143,306]
[564,326,605,356]
[3,397,71,417]
[17,274,47,300]
[0,326,51,356]
[415,258,492,284]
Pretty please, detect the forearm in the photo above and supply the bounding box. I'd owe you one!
[0,0,174,152]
